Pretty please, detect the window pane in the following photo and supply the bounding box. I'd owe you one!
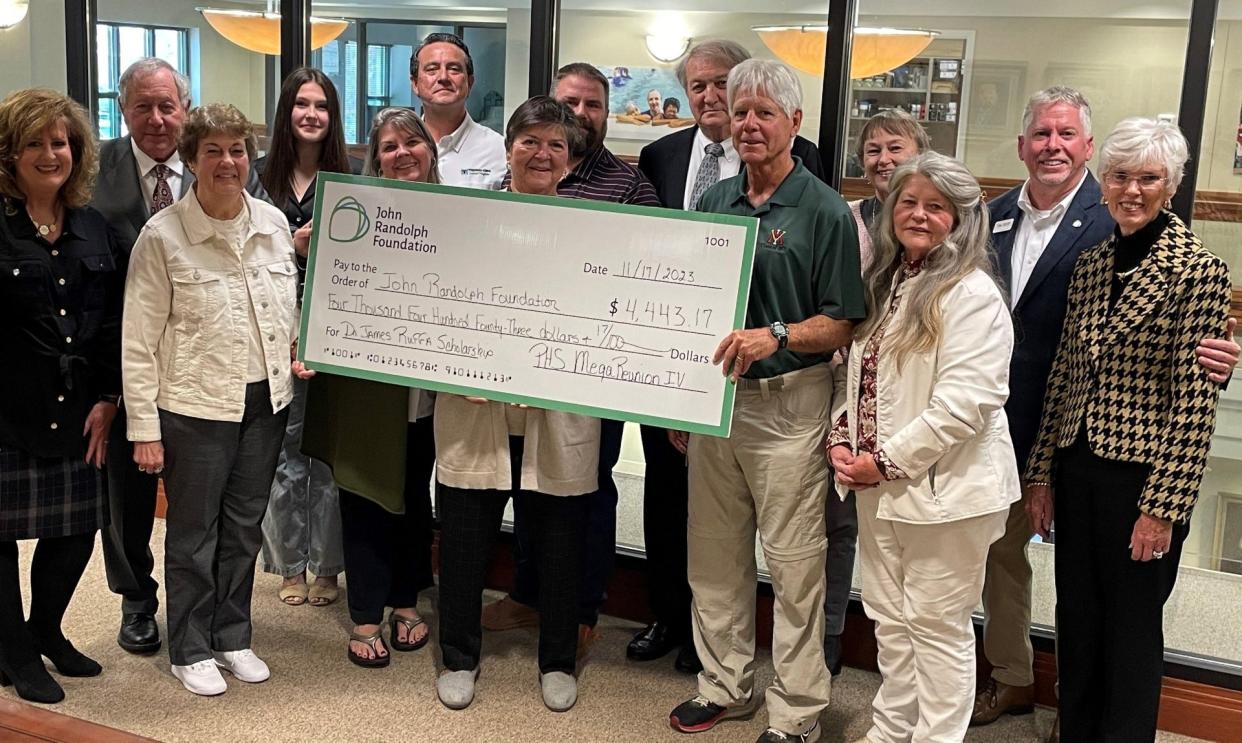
[154,28,184,72]
[116,26,147,74]
[96,25,114,92]
[97,97,120,140]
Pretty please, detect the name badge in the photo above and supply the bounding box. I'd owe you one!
[993,218,1014,234]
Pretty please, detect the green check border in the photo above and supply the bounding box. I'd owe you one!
[299,171,758,437]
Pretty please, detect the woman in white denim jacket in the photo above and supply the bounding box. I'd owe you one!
[827,153,1019,743]
[122,103,300,697]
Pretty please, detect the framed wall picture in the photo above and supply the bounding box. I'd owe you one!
[966,61,1027,137]
[596,64,694,143]
[1212,492,1242,575]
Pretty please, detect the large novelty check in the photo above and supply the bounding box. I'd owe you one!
[299,172,758,437]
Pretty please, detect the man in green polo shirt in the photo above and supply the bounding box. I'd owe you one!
[667,59,865,743]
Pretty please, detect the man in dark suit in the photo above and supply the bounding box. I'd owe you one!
[91,58,194,655]
[627,40,827,675]
[975,87,1238,741]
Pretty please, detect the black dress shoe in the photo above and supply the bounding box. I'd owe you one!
[674,641,703,674]
[627,622,679,661]
[824,633,843,677]
[117,613,161,654]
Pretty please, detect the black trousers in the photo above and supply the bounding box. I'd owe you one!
[439,436,587,674]
[1054,435,1188,743]
[638,424,692,637]
[0,534,96,667]
[511,418,621,627]
[338,418,435,627]
[102,409,161,615]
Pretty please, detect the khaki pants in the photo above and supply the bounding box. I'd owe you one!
[980,495,1036,686]
[687,364,832,735]
[857,496,1007,743]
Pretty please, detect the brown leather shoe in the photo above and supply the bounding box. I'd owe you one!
[480,596,539,631]
[576,624,601,665]
[970,678,1035,726]
[1047,711,1060,743]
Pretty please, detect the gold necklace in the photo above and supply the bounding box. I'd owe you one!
[27,207,60,237]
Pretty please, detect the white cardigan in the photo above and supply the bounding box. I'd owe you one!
[831,267,1020,524]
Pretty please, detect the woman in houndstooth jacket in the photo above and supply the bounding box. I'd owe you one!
[1025,117,1233,743]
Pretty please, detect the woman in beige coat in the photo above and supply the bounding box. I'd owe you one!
[827,152,1019,742]
[434,97,597,715]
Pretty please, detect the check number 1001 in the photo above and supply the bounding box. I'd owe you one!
[704,236,730,247]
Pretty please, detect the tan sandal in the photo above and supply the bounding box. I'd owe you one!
[278,582,308,606]
[389,611,430,652]
[347,627,390,668]
[308,582,339,607]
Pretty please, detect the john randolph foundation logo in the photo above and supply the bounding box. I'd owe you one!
[329,195,371,242]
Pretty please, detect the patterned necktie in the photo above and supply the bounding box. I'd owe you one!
[688,142,725,210]
[150,164,174,215]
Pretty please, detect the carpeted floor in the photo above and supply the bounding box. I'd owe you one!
[8,523,1209,743]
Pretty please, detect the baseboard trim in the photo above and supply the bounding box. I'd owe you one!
[0,698,155,743]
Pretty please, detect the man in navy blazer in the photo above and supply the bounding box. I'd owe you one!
[627,40,827,675]
[975,87,1238,737]
[91,58,196,657]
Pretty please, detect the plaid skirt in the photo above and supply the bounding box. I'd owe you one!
[0,444,106,540]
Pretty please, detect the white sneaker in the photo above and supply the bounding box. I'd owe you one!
[212,649,270,683]
[171,660,227,696]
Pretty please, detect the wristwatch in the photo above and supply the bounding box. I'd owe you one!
[769,321,789,349]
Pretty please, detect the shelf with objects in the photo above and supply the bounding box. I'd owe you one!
[844,36,971,178]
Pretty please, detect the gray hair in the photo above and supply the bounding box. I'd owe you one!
[1021,85,1092,138]
[860,152,996,365]
[676,39,750,89]
[1098,116,1189,192]
[365,107,441,184]
[726,59,802,120]
[119,58,191,109]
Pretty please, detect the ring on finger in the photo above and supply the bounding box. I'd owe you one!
[1153,549,1165,559]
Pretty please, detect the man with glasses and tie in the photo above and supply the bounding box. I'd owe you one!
[91,58,194,658]
[628,40,827,675]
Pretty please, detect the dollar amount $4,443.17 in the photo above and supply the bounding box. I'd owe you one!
[608,298,712,330]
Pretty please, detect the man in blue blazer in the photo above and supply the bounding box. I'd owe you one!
[91,58,196,657]
[975,87,1238,739]
[629,40,827,675]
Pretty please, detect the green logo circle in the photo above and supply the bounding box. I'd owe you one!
[329,196,371,242]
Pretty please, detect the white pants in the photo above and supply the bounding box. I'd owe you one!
[856,495,1007,743]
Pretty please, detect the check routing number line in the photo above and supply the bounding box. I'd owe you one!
[327,306,667,358]
[372,286,716,337]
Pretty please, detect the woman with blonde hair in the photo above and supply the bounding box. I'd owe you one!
[829,152,1019,742]
[0,88,120,704]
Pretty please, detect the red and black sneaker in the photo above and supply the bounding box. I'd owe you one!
[669,694,760,733]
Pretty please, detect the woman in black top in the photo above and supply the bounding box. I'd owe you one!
[255,68,358,608]
[0,88,123,704]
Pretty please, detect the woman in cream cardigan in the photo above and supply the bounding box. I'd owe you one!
[827,152,1019,742]
[434,97,596,715]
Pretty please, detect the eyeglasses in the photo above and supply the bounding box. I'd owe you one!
[1105,172,1167,191]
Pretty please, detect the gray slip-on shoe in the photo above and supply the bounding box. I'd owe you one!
[437,668,480,710]
[539,671,577,712]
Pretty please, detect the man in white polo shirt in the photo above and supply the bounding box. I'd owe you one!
[410,32,506,190]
